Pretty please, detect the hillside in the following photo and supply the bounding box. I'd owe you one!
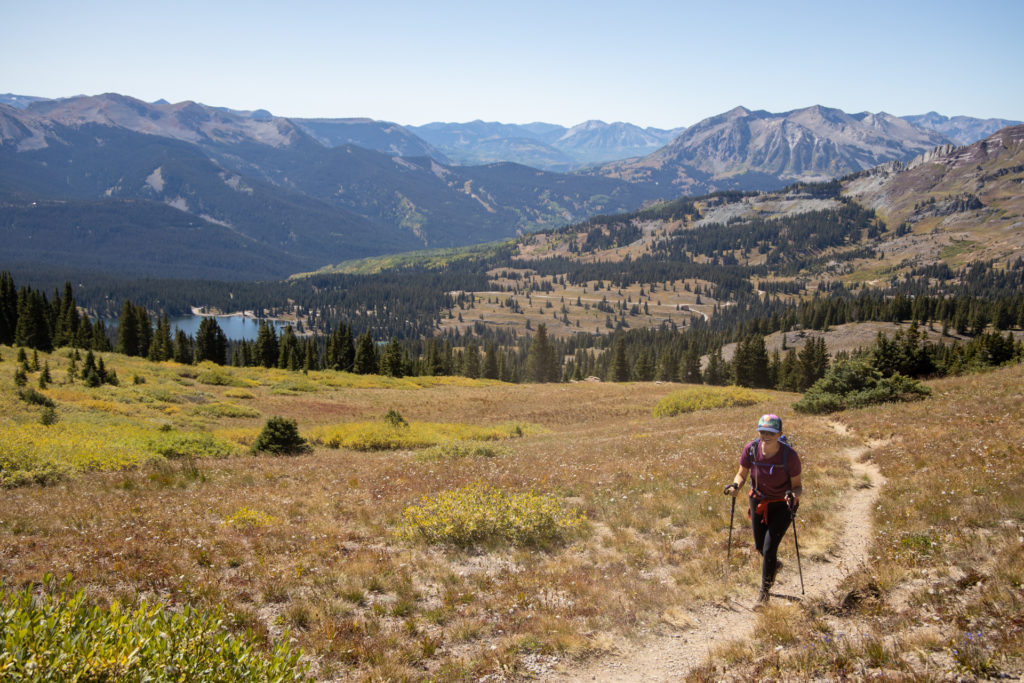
[0,95,667,279]
[845,123,1024,268]
[1,347,1021,680]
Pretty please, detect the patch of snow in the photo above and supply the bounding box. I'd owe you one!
[166,196,188,212]
[146,167,164,193]
[392,156,418,171]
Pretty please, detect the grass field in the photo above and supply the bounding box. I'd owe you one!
[1,345,1022,680]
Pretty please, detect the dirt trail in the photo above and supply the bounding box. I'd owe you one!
[549,422,886,682]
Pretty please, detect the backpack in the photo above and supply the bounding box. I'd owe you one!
[748,435,792,496]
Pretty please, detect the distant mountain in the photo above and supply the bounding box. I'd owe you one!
[591,105,954,194]
[844,123,1024,265]
[0,94,666,279]
[900,112,1022,146]
[0,93,52,109]
[407,119,682,170]
[292,117,449,161]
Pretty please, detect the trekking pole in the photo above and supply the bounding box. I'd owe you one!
[791,507,805,595]
[725,495,736,586]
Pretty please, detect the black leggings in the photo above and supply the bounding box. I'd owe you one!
[750,498,792,589]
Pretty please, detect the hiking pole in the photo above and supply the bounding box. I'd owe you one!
[725,493,736,586]
[790,505,805,596]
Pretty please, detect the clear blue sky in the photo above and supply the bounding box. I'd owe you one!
[2,0,1021,128]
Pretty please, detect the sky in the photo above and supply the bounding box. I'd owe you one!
[2,0,1022,129]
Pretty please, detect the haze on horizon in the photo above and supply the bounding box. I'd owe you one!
[2,0,1022,129]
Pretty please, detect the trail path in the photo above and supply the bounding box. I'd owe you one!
[549,422,886,682]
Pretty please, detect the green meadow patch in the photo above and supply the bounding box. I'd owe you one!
[309,420,530,451]
[398,482,587,548]
[653,385,770,417]
[0,576,308,681]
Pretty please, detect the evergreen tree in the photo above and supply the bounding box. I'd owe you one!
[14,288,52,352]
[353,331,379,375]
[254,321,279,368]
[194,318,227,365]
[381,337,405,377]
[92,320,111,352]
[117,300,140,356]
[148,314,173,361]
[173,330,194,364]
[733,334,770,388]
[526,323,559,382]
[482,342,499,380]
[462,342,481,379]
[657,348,679,382]
[611,338,631,382]
[277,326,299,370]
[704,347,726,385]
[0,272,17,345]
[682,345,702,384]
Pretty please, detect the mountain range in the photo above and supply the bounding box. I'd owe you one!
[1,92,1018,281]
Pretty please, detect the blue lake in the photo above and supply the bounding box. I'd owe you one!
[168,315,289,341]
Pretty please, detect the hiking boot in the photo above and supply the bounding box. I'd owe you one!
[756,586,770,604]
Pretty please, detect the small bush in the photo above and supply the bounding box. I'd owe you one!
[793,360,932,414]
[384,408,407,427]
[39,406,59,426]
[653,386,769,417]
[223,506,281,530]
[18,387,56,408]
[398,482,587,548]
[148,430,240,459]
[224,388,255,399]
[252,416,311,455]
[0,575,308,680]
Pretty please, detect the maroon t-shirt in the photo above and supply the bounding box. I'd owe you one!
[741,439,801,499]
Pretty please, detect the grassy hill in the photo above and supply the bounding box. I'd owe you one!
[1,345,1021,679]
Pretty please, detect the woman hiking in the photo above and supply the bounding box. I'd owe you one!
[723,414,802,604]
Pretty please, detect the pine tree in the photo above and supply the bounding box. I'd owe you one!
[277,326,299,370]
[611,338,631,382]
[117,300,140,356]
[353,331,379,375]
[0,271,18,345]
[173,330,194,364]
[482,342,499,380]
[462,342,481,379]
[195,318,227,365]
[381,337,404,378]
[526,323,558,383]
[254,321,279,368]
[15,288,52,351]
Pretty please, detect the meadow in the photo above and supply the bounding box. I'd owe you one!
[1,345,1021,680]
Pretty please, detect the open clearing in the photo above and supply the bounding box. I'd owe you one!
[2,349,1022,680]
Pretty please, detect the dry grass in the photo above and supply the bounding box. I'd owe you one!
[3,344,1020,679]
[700,363,1024,680]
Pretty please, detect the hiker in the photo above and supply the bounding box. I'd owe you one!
[723,414,802,603]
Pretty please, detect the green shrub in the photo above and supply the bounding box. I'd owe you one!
[40,405,59,426]
[384,407,407,427]
[18,387,55,408]
[0,575,308,681]
[148,430,240,459]
[653,386,768,417]
[191,402,262,418]
[251,416,311,456]
[794,359,932,414]
[398,482,587,548]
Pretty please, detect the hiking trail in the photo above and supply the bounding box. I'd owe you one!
[546,420,886,682]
